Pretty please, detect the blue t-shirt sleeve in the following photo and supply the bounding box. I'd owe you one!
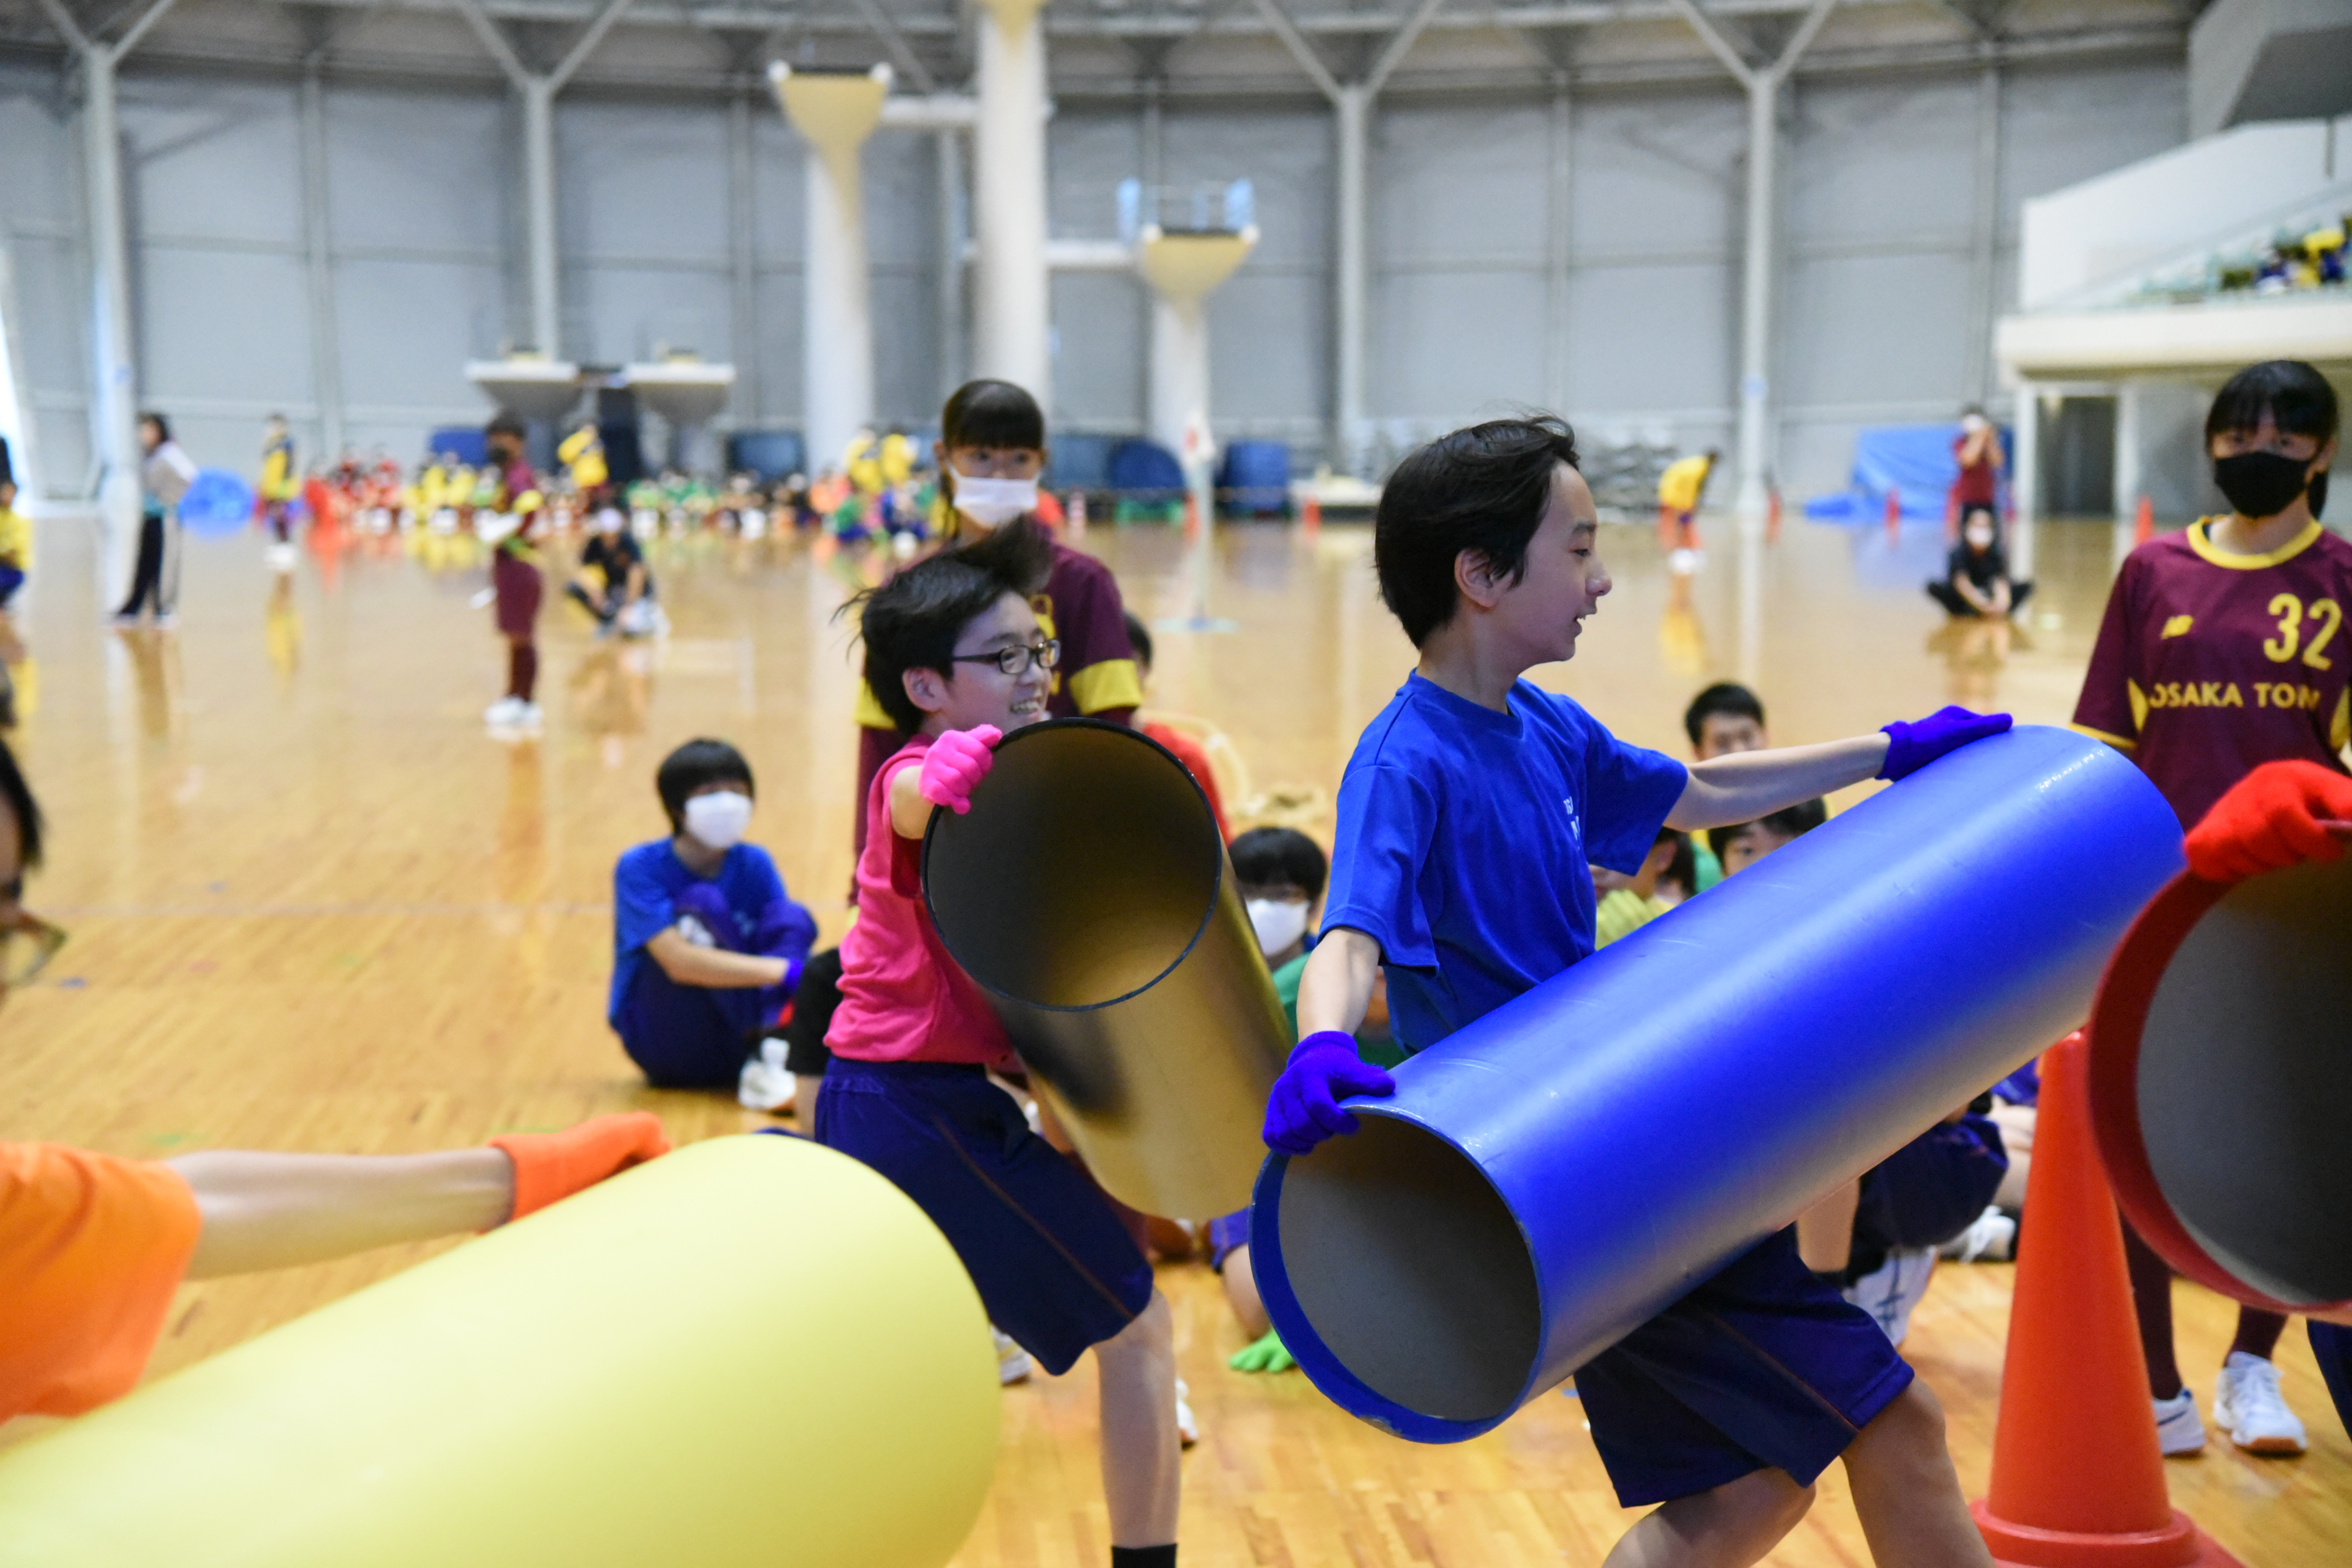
[1321,762,1440,968]
[614,848,680,956]
[1575,708,1689,876]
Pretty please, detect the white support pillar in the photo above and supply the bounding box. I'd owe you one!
[81,45,141,557]
[1139,228,1257,462]
[522,77,560,356]
[1545,79,1573,418]
[1671,0,1839,532]
[1963,61,2002,405]
[300,69,345,460]
[972,0,1052,404]
[936,127,965,401]
[1333,83,1369,474]
[2010,381,2039,580]
[771,64,890,476]
[2114,379,2145,526]
[1733,73,1778,525]
[729,90,761,424]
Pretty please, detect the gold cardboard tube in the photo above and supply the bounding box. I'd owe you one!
[923,719,1290,1217]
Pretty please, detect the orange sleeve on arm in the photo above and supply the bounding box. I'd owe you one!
[0,1143,203,1422]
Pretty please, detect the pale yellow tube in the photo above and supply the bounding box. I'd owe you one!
[0,1135,999,1568]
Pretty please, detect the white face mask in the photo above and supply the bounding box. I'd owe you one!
[1962,413,1988,434]
[953,476,1038,530]
[1246,898,1311,959]
[682,790,753,851]
[597,509,624,536]
[1965,526,1995,550]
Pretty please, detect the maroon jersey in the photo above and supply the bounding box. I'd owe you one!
[1034,541,1141,721]
[2073,518,2352,827]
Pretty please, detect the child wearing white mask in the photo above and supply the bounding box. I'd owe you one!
[1926,505,2032,619]
[608,739,816,1103]
[849,380,1143,858]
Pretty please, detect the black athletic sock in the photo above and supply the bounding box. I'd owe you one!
[510,643,538,702]
[1110,1547,1175,1568]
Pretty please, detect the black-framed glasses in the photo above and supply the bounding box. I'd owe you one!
[0,918,66,989]
[951,639,1061,677]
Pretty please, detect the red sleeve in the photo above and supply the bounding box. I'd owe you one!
[2073,554,2143,749]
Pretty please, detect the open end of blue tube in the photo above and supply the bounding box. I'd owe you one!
[1265,1113,1542,1435]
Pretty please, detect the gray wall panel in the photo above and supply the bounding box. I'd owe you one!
[1376,103,1551,266]
[1050,271,1145,431]
[121,80,303,247]
[751,270,805,426]
[1572,91,1743,260]
[567,264,732,365]
[1787,76,1978,247]
[1371,269,1549,420]
[750,114,809,265]
[140,247,313,410]
[560,101,731,264]
[1565,260,1734,418]
[336,256,509,435]
[326,89,508,255]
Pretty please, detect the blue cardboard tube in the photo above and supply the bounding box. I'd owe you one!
[1250,725,2184,1442]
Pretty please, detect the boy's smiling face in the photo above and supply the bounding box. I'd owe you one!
[1479,462,1611,667]
[905,591,1055,735]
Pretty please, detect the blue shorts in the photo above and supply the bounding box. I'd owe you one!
[1208,1210,1248,1271]
[815,1057,1153,1375]
[1574,1228,1915,1506]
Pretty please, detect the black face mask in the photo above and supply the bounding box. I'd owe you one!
[2213,451,2317,521]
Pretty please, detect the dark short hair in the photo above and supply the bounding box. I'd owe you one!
[0,736,44,870]
[1373,416,1583,647]
[486,412,528,443]
[138,410,172,443]
[2207,360,2339,516]
[941,379,1045,453]
[1230,826,1328,902]
[851,521,1053,733]
[656,739,754,830]
[1654,827,1695,900]
[1683,682,1766,749]
[1710,797,1827,861]
[1124,610,1154,671]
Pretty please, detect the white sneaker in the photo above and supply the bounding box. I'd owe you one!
[993,1327,1033,1386]
[737,1036,795,1113]
[2213,1352,2307,1455]
[2153,1390,2207,1455]
[1939,1205,2018,1263]
[483,695,525,726]
[510,700,543,730]
[1841,1246,1938,1347]
[1174,1377,1199,1449]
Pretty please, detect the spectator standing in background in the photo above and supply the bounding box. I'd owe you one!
[1950,407,2003,530]
[116,412,194,628]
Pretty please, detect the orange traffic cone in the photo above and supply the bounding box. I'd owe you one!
[1885,486,1903,541]
[2134,495,2155,545]
[1970,1032,2244,1568]
[1301,491,1322,540]
[1766,486,1782,544]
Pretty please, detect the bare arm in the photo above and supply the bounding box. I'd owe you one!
[172,1149,514,1279]
[889,761,933,840]
[1954,570,1994,614]
[1663,736,1891,832]
[1296,927,1383,1038]
[645,927,791,989]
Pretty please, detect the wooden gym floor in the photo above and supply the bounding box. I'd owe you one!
[0,509,2342,1563]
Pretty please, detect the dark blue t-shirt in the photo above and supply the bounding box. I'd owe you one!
[1322,673,1688,1052]
[608,839,795,1020]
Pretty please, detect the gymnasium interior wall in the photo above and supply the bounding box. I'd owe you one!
[0,47,2184,499]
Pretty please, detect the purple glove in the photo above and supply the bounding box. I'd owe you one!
[1879,706,2011,782]
[919,725,1001,814]
[1263,1031,1396,1157]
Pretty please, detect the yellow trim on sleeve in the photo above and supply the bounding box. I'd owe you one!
[2185,516,2324,569]
[2333,687,2349,752]
[2127,678,2149,733]
[854,679,898,731]
[1068,658,1144,715]
[2069,721,2138,751]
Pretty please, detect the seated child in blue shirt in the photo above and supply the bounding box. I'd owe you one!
[1269,416,2008,1567]
[609,738,816,1096]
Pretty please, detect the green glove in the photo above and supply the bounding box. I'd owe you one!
[1227,1328,1296,1374]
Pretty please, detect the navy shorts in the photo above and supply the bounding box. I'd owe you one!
[1574,1227,1915,1506]
[1207,1210,1248,1271]
[815,1057,1154,1375]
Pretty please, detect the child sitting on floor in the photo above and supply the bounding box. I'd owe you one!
[608,739,816,1105]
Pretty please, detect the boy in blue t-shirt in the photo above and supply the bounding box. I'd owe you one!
[1269,417,2007,1566]
[610,739,816,1096]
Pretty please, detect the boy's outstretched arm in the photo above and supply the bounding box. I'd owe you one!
[1665,707,2010,831]
[1295,926,1381,1038]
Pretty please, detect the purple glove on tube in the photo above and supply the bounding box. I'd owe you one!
[1879,706,2011,782]
[1263,1032,1396,1156]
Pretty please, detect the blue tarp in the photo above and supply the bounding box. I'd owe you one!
[178,468,255,537]
[1806,422,2010,524]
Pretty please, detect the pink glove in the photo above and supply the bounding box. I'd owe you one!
[918,726,1001,815]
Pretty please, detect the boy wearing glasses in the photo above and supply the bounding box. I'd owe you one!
[820,524,1182,1568]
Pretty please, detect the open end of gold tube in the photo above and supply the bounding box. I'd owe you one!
[926,722,1223,1010]
[2140,858,2352,1306]
[1276,1116,1542,1427]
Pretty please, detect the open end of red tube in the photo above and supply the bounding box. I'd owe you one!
[2092,856,2352,1310]
[1272,1114,1542,1429]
